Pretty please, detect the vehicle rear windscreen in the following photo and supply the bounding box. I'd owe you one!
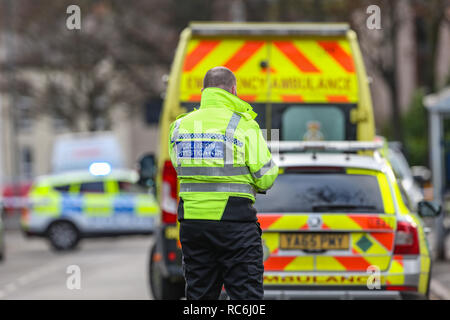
[255,173,385,213]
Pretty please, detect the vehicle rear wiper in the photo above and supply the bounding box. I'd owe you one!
[312,204,377,212]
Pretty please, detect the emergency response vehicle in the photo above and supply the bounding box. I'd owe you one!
[22,167,159,251]
[150,22,376,299]
[255,141,439,299]
[386,143,425,210]
[375,136,425,211]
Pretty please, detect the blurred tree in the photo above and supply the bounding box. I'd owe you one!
[0,0,192,131]
[421,0,450,91]
[350,0,407,143]
[401,88,428,166]
[0,0,448,138]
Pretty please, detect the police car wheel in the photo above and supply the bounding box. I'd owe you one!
[47,221,80,251]
[149,244,184,300]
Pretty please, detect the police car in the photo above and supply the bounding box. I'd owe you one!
[256,141,439,299]
[22,164,160,251]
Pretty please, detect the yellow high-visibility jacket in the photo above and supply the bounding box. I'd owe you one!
[169,87,278,221]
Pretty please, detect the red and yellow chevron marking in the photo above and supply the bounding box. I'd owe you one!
[315,255,390,272]
[326,95,350,103]
[183,40,221,72]
[264,256,314,271]
[280,94,304,102]
[369,232,395,251]
[317,41,355,73]
[259,214,396,272]
[224,41,265,72]
[257,214,396,232]
[385,255,405,286]
[263,253,392,272]
[273,41,320,73]
[180,37,358,103]
[352,233,394,254]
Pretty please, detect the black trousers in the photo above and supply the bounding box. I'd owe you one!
[179,220,264,300]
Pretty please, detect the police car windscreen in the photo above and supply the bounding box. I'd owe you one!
[254,173,385,213]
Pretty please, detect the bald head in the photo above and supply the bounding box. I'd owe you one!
[202,66,237,95]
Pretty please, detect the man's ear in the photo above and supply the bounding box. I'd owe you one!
[231,85,237,96]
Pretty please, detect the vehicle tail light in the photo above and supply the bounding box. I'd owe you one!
[161,160,178,224]
[168,251,177,261]
[386,286,417,291]
[393,221,419,255]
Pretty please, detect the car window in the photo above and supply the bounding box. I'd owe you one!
[387,148,412,180]
[79,181,104,193]
[53,184,70,192]
[255,173,385,213]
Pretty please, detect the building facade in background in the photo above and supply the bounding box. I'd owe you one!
[0,88,159,185]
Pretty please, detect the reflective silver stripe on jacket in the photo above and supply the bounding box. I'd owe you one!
[174,113,246,177]
[251,158,276,179]
[176,166,250,176]
[180,183,255,196]
[224,113,241,165]
[177,133,243,147]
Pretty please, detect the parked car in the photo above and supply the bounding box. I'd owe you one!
[22,167,160,251]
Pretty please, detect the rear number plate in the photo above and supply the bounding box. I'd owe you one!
[280,233,349,250]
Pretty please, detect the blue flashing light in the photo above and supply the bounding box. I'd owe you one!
[89,162,112,176]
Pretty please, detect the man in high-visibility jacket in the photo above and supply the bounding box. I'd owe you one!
[169,66,278,300]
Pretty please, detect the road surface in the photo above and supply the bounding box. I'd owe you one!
[0,226,448,300]
[0,230,154,299]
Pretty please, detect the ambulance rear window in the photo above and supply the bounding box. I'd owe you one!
[255,173,385,213]
[282,105,345,141]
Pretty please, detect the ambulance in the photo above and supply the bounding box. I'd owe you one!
[150,22,376,299]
